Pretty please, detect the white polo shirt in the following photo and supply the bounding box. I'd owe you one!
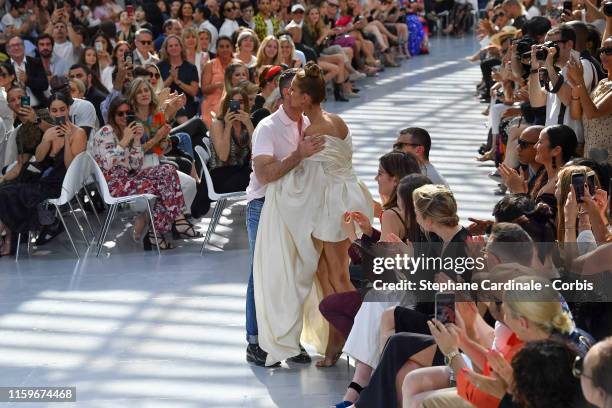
[246,105,310,202]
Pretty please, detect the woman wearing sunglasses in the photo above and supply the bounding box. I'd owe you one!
[144,63,164,94]
[568,32,612,166]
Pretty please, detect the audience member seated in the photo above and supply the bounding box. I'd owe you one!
[394,127,448,186]
[201,36,238,128]
[191,87,253,218]
[0,92,86,256]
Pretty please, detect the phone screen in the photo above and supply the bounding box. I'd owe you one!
[586,173,596,196]
[127,4,134,17]
[572,173,585,203]
[20,96,30,107]
[563,0,572,11]
[435,293,456,325]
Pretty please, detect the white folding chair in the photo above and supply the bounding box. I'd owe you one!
[194,145,246,255]
[86,152,161,256]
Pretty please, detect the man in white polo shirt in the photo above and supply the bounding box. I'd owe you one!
[245,68,324,367]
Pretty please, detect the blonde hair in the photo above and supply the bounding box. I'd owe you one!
[503,276,574,334]
[181,27,200,51]
[278,34,296,65]
[412,184,459,227]
[160,34,187,61]
[127,77,159,115]
[556,165,600,242]
[256,36,281,68]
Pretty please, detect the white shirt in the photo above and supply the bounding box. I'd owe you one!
[246,105,310,201]
[526,5,540,19]
[200,20,219,54]
[1,13,23,30]
[219,19,240,38]
[101,65,115,93]
[265,18,274,36]
[421,162,449,187]
[70,98,98,135]
[53,41,77,66]
[286,19,303,29]
[545,50,595,144]
[11,58,40,107]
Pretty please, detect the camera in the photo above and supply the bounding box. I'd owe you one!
[604,0,612,16]
[516,36,536,58]
[536,41,559,61]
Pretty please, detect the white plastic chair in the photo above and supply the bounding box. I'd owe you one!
[43,151,98,258]
[12,153,95,260]
[194,145,246,255]
[86,152,161,256]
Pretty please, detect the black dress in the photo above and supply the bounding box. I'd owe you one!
[0,147,67,234]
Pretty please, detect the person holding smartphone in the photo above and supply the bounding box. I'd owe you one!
[0,92,87,256]
[191,87,254,218]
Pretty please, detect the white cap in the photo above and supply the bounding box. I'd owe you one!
[291,4,305,12]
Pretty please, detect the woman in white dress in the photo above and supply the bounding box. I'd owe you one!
[253,62,373,366]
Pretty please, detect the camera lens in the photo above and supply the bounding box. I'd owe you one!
[604,0,612,16]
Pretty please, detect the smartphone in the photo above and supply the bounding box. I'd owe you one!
[229,100,240,113]
[56,0,64,9]
[127,4,134,18]
[563,0,572,11]
[20,95,30,107]
[571,173,585,203]
[55,116,66,126]
[586,171,596,196]
[126,114,136,124]
[435,292,456,325]
[95,42,103,52]
[124,53,133,65]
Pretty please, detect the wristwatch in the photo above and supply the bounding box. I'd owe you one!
[445,350,461,366]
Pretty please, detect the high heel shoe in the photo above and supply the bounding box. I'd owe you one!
[143,231,174,251]
[476,150,495,162]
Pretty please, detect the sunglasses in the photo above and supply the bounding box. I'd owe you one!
[225,6,235,11]
[0,72,9,78]
[328,2,339,6]
[517,139,536,149]
[138,40,152,45]
[598,47,612,56]
[572,356,592,379]
[116,110,129,117]
[147,72,161,79]
[393,142,421,150]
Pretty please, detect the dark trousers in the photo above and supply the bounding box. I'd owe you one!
[480,58,501,95]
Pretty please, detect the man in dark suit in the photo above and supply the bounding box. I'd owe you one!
[6,35,49,108]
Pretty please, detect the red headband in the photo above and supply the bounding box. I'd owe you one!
[265,65,282,81]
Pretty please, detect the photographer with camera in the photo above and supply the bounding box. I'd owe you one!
[527,24,597,153]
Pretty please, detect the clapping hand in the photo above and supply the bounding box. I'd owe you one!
[341,211,358,241]
[463,368,508,398]
[498,163,528,194]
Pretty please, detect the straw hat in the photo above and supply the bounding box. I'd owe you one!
[490,26,519,47]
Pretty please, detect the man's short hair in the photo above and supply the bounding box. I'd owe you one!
[493,194,535,222]
[278,68,298,99]
[36,33,54,47]
[522,16,552,40]
[549,24,577,47]
[135,28,154,39]
[69,63,91,76]
[400,127,432,159]
[240,1,253,10]
[489,222,534,266]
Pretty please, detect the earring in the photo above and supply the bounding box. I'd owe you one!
[552,156,556,170]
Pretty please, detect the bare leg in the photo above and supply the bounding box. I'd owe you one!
[402,366,452,408]
[319,59,340,83]
[322,240,354,293]
[333,360,373,406]
[397,360,422,405]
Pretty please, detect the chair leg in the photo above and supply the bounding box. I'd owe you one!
[75,194,96,244]
[96,204,117,257]
[145,199,160,255]
[68,201,89,245]
[82,184,102,227]
[201,199,226,255]
[15,233,21,261]
[56,205,79,258]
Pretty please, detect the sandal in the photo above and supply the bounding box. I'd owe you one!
[143,231,175,251]
[331,382,364,408]
[316,351,343,368]
[476,150,495,162]
[171,219,203,239]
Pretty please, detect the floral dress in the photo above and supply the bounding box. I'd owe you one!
[92,125,185,233]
